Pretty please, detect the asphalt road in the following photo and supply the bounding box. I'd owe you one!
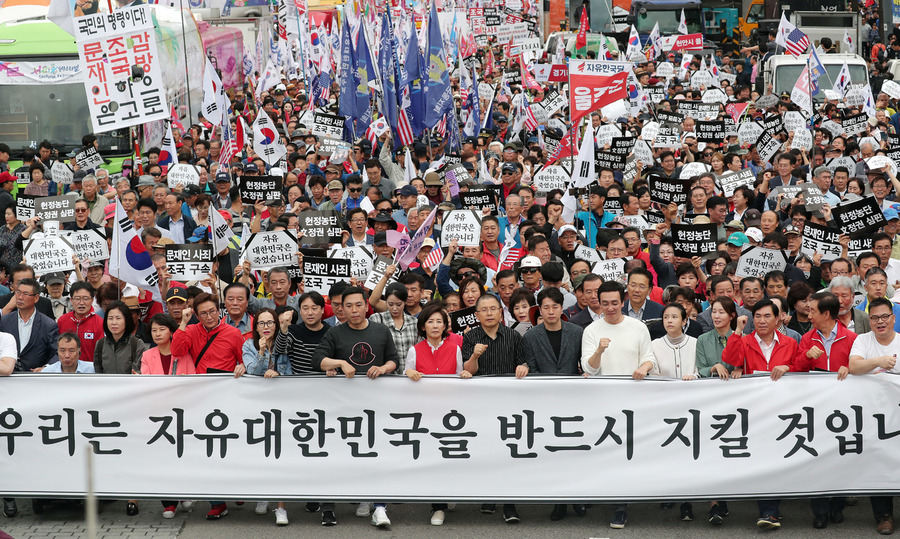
[2,497,892,538]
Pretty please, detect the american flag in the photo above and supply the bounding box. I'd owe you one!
[522,96,539,131]
[434,115,447,138]
[219,117,240,169]
[423,244,443,270]
[396,108,414,146]
[499,248,525,271]
[784,28,810,57]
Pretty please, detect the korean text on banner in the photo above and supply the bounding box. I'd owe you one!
[5,375,900,500]
[74,5,168,133]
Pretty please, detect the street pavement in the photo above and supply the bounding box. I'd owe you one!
[0,497,893,538]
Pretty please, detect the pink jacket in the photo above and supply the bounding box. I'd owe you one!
[140,347,196,375]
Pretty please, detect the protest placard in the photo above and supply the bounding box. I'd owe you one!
[74,5,168,132]
[319,136,352,158]
[800,222,842,262]
[718,169,756,197]
[574,245,601,265]
[64,228,109,262]
[441,210,482,247]
[671,223,719,259]
[460,190,498,214]
[311,112,347,139]
[327,246,374,279]
[648,174,691,206]
[735,246,788,278]
[74,146,104,170]
[592,257,628,283]
[783,111,807,133]
[848,234,874,259]
[302,256,351,296]
[832,195,887,235]
[240,231,298,270]
[652,124,681,148]
[756,131,782,163]
[763,113,786,137]
[166,164,200,189]
[679,161,711,179]
[595,151,625,169]
[166,244,214,281]
[609,137,636,157]
[51,162,74,185]
[15,194,37,221]
[298,210,342,245]
[842,113,869,136]
[35,195,76,223]
[540,89,566,115]
[774,185,827,212]
[364,255,399,291]
[632,139,654,166]
[737,121,764,145]
[439,163,472,198]
[23,236,75,276]
[619,214,651,230]
[450,306,480,333]
[238,175,284,204]
[696,120,725,142]
[532,165,568,195]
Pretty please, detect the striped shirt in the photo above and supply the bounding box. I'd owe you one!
[462,324,525,375]
[274,322,331,374]
[368,312,418,371]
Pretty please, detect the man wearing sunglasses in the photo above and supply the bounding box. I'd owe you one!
[63,199,101,231]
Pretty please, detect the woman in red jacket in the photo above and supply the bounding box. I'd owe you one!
[404,302,471,526]
[722,298,799,380]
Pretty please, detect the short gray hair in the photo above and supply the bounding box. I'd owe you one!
[828,275,854,293]
[813,166,831,178]
[82,174,97,185]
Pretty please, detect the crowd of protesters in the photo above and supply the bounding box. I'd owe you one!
[4,1,900,534]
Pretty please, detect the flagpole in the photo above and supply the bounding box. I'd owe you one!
[179,0,194,123]
[807,54,815,176]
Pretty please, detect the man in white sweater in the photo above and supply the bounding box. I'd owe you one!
[581,280,657,379]
[579,280,656,530]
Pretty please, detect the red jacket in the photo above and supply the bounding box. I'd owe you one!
[172,321,244,374]
[722,330,799,374]
[57,310,104,363]
[795,321,857,372]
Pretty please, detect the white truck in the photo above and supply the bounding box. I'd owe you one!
[764,53,868,101]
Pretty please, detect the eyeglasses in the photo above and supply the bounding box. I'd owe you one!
[14,290,37,297]
[75,208,88,213]
[197,309,219,318]
[870,314,895,322]
[257,321,276,328]
[478,306,501,313]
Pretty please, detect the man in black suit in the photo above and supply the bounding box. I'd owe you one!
[0,277,59,372]
[622,268,664,322]
[0,264,55,320]
[568,275,604,329]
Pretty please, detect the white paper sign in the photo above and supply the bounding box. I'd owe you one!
[532,166,569,193]
[574,244,601,265]
[74,5,168,133]
[23,236,75,276]
[51,162,74,185]
[166,164,201,189]
[327,245,375,279]
[738,121,763,145]
[63,228,109,262]
[240,231,299,270]
[440,210,482,247]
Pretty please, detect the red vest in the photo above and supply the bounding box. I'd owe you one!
[412,339,459,375]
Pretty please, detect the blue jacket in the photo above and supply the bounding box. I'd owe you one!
[577,210,615,248]
[0,310,59,371]
[242,339,293,375]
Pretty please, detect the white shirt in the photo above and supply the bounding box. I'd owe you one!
[886,259,900,288]
[755,332,780,365]
[0,332,17,362]
[16,311,35,353]
[849,331,900,373]
[581,316,656,376]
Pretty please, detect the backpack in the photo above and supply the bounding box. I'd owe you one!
[872,43,886,63]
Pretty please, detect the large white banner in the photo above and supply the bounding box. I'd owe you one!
[74,5,168,133]
[2,374,900,500]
